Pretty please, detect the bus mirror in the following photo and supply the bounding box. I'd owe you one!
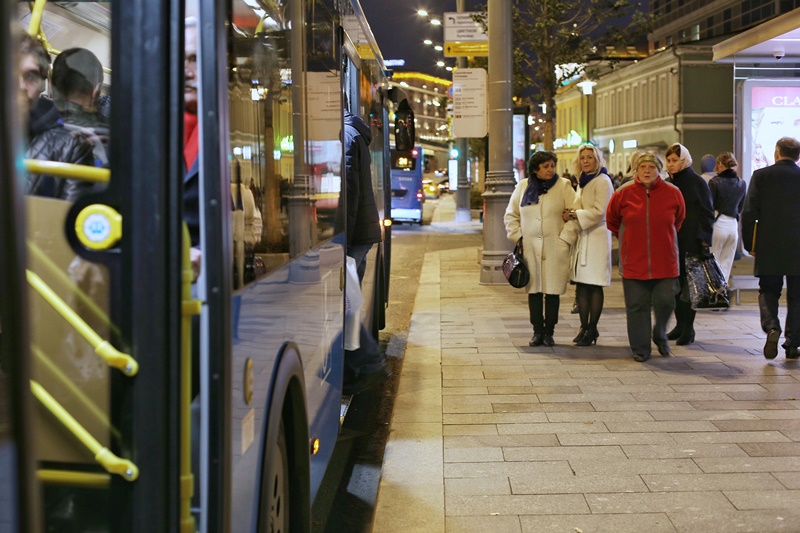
[395,99,415,151]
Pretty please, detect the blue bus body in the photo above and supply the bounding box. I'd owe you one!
[390,147,424,224]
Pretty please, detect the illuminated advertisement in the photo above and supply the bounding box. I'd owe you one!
[741,80,800,185]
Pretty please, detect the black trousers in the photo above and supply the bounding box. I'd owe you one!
[528,293,560,334]
[622,277,679,356]
[759,275,800,348]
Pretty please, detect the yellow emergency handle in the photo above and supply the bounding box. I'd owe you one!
[31,380,138,481]
[27,270,138,376]
[24,159,110,183]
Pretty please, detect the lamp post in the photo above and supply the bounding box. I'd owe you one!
[480,0,515,284]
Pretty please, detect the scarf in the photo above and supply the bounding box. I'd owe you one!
[579,166,608,189]
[521,175,560,206]
[184,111,199,171]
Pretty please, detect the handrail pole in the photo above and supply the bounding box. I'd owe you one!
[31,344,119,440]
[27,269,138,376]
[30,380,138,481]
[27,241,117,335]
[180,224,200,533]
[24,159,110,183]
[27,0,48,37]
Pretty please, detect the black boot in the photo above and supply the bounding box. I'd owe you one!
[573,326,587,343]
[529,332,544,347]
[576,326,599,346]
[667,326,682,341]
[542,327,555,347]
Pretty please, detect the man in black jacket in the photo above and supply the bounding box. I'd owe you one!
[742,137,800,360]
[19,33,94,201]
[341,108,389,394]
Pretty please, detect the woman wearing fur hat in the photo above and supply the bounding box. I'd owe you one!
[664,143,715,345]
[607,152,686,362]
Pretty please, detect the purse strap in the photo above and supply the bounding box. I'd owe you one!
[516,237,523,254]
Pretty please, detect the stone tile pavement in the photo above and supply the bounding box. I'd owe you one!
[373,225,800,532]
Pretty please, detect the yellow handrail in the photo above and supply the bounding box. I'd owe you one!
[24,159,110,183]
[180,224,200,533]
[27,269,138,376]
[31,380,138,481]
[27,0,48,38]
[31,344,119,441]
[27,241,117,336]
[38,470,111,488]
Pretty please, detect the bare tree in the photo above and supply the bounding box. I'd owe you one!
[475,1,649,150]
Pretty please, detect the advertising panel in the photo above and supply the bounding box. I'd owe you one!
[741,80,800,185]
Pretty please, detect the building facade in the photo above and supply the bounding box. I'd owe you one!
[650,0,800,50]
[555,44,734,177]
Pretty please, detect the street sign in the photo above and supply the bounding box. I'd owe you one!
[444,11,489,57]
[444,41,489,57]
[452,68,487,138]
[443,12,487,42]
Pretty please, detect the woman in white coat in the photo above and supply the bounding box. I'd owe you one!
[563,144,614,346]
[505,151,577,347]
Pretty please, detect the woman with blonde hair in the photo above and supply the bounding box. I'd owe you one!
[664,143,715,345]
[563,144,614,345]
[709,152,746,282]
[505,151,576,347]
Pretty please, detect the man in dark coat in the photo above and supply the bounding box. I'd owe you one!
[742,136,800,359]
[19,33,94,201]
[341,108,389,394]
[343,109,382,280]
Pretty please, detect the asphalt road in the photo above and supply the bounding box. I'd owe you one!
[311,198,481,532]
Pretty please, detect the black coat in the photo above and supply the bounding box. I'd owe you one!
[742,159,800,276]
[343,111,382,249]
[26,97,95,202]
[671,166,715,271]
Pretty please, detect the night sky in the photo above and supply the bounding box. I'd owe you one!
[359,0,484,77]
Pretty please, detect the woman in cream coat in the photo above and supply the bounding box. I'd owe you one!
[563,144,614,346]
[505,151,577,347]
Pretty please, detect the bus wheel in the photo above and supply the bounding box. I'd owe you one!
[267,419,290,533]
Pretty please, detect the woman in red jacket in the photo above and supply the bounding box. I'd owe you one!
[607,152,686,362]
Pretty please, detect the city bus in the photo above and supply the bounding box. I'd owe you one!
[0,0,407,531]
[390,146,425,225]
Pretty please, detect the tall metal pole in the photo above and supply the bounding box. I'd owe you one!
[454,0,471,222]
[480,0,516,284]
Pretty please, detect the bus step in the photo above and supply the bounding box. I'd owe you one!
[339,395,353,426]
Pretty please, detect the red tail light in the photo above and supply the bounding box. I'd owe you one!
[416,190,423,199]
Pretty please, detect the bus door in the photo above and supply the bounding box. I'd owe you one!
[390,147,424,225]
[11,1,184,532]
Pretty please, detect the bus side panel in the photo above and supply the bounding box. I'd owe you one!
[229,243,344,532]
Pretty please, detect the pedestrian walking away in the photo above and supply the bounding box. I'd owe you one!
[563,144,614,346]
[742,136,800,360]
[709,152,746,283]
[607,151,686,362]
[664,143,715,346]
[505,151,577,347]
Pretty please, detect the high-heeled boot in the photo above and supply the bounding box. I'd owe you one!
[573,327,588,343]
[576,326,599,346]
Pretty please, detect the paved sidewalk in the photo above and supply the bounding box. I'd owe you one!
[373,228,800,532]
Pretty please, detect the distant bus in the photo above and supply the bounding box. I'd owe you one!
[390,147,424,225]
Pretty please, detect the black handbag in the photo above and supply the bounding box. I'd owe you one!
[502,238,530,288]
[685,252,730,309]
